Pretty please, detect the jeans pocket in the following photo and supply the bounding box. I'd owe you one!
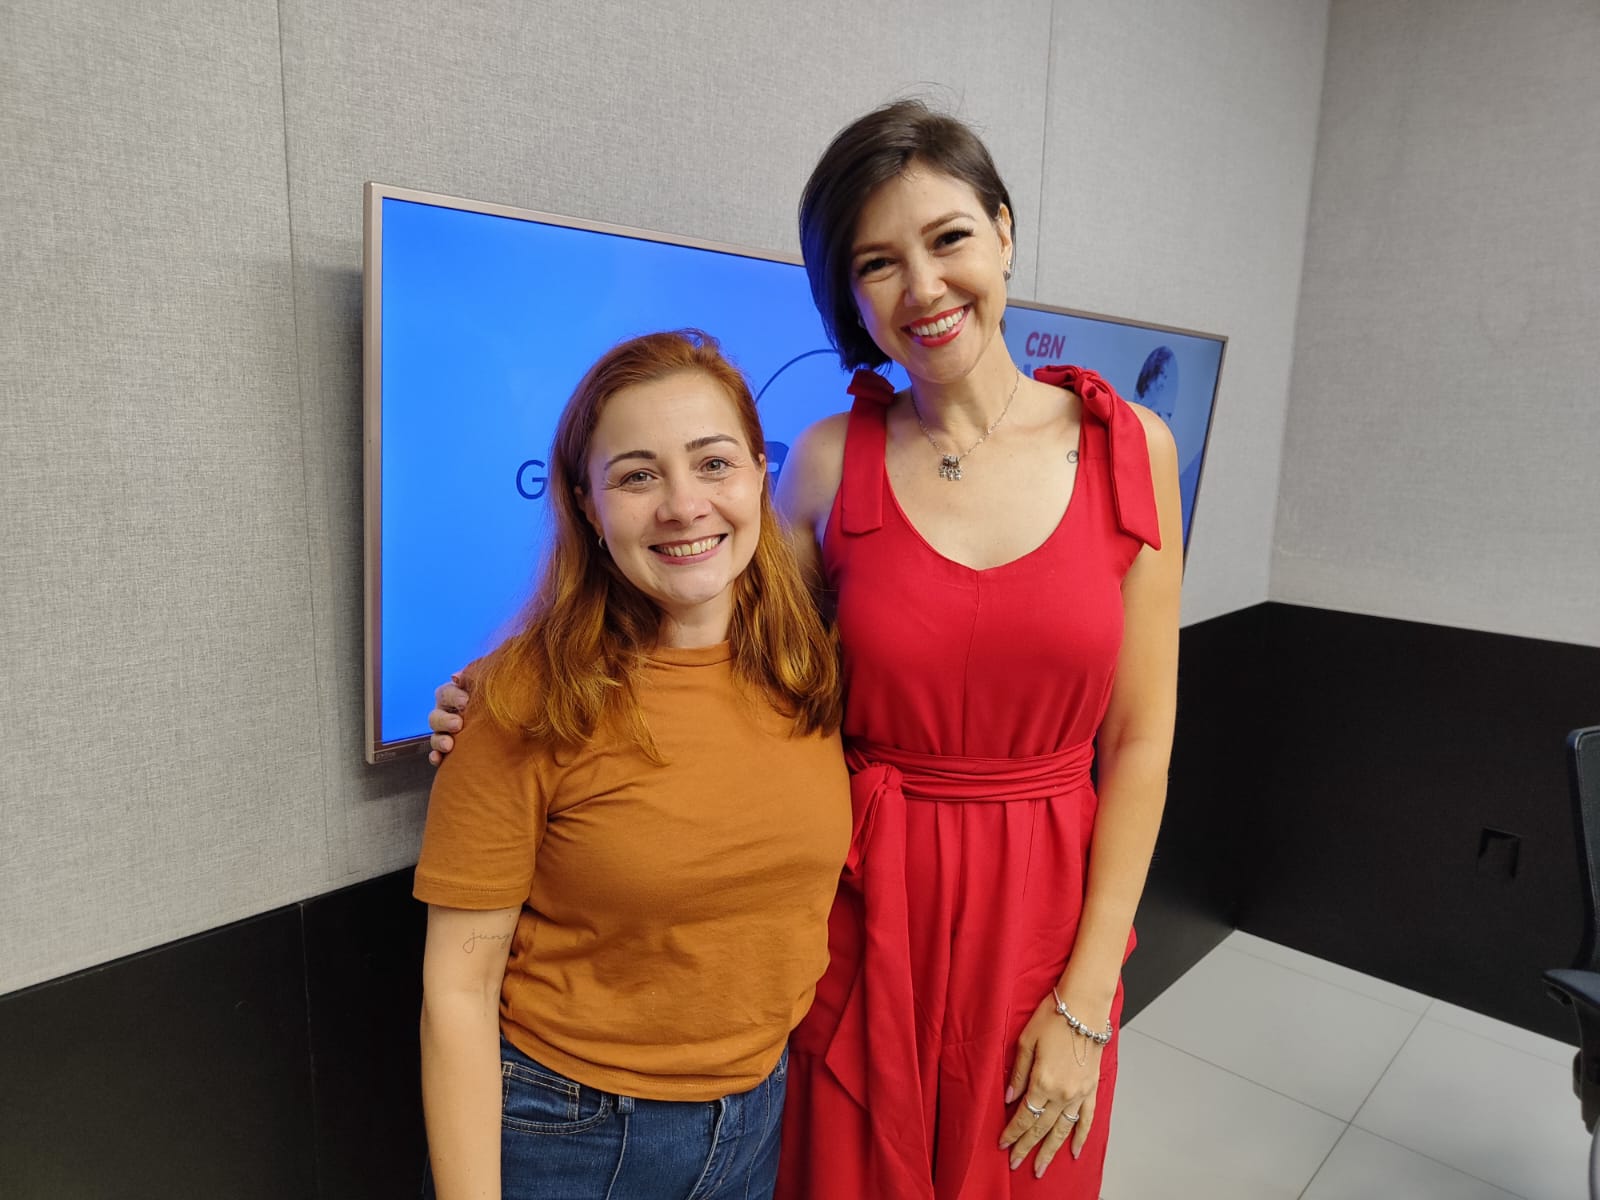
[500,1046,614,1136]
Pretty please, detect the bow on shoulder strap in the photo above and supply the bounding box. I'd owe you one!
[1033,364,1163,550]
[847,369,897,406]
[839,370,897,535]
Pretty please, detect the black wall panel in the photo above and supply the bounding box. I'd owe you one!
[0,909,318,1199]
[1238,604,1597,1042]
[0,878,430,1200]
[303,871,429,1198]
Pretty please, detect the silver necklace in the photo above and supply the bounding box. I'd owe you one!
[909,370,1022,481]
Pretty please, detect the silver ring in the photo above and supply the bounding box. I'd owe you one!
[1025,1100,1047,1119]
[1064,1112,1081,1124]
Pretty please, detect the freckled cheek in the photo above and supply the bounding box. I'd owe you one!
[598,494,657,539]
[705,472,759,498]
[716,476,764,524]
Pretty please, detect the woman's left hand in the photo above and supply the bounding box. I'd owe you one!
[998,993,1103,1176]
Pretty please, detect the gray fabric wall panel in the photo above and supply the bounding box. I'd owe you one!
[0,1,329,991]
[275,0,1056,879]
[278,0,1052,273]
[1273,0,1600,646]
[1037,0,1330,626]
[4,0,1331,991]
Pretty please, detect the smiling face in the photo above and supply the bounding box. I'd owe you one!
[848,162,1014,386]
[580,370,765,647]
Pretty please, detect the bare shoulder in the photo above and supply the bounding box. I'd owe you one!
[775,409,850,531]
[1124,401,1179,468]
[789,409,851,469]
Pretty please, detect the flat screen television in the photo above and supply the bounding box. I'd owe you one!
[363,183,1226,763]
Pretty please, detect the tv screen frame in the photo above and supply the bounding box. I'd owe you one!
[362,182,1226,764]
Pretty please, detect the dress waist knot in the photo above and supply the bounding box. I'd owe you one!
[843,739,1094,804]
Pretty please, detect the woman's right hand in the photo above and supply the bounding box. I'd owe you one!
[427,672,472,766]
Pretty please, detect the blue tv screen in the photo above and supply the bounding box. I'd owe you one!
[363,184,1225,762]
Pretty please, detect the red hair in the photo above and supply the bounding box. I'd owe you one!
[474,330,841,749]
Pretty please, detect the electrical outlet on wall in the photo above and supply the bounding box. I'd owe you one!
[1476,828,1522,881]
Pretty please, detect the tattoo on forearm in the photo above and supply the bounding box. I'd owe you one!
[461,929,512,954]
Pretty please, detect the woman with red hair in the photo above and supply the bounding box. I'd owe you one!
[416,330,849,1200]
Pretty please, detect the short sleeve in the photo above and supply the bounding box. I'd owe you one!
[413,713,548,910]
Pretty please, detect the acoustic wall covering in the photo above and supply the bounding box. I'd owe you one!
[1274,0,1600,647]
[2,0,1327,993]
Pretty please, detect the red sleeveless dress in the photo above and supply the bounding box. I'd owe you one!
[775,366,1162,1200]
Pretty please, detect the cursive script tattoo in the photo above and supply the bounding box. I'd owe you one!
[461,929,512,954]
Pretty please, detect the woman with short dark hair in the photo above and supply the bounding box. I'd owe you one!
[770,100,1181,1199]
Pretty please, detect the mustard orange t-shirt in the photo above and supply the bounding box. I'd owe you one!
[413,642,850,1101]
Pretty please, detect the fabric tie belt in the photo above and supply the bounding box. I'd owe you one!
[824,738,1098,1193]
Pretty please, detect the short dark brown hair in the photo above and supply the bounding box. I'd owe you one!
[798,100,1015,370]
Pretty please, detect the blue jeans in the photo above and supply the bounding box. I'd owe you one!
[426,1037,788,1200]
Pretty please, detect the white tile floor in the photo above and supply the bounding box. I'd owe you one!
[1102,931,1591,1200]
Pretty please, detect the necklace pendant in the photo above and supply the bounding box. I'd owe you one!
[939,455,963,481]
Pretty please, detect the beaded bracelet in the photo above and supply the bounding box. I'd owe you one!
[1052,987,1113,1045]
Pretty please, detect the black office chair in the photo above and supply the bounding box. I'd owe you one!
[1546,726,1600,1193]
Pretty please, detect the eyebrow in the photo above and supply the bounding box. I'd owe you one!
[851,210,976,258]
[602,434,742,472]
